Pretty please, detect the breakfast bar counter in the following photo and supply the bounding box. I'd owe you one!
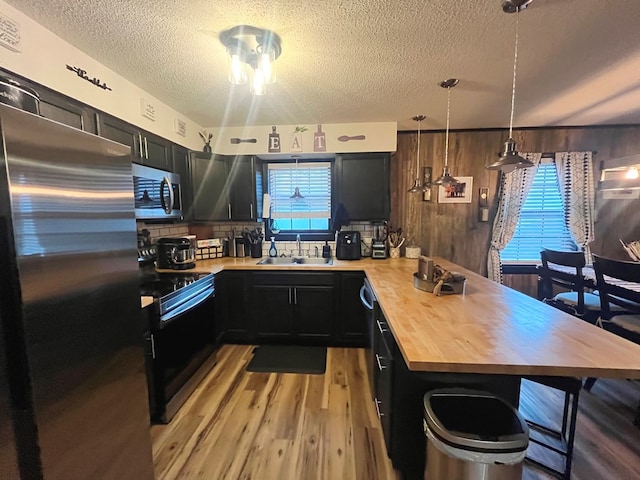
[164,256,640,379]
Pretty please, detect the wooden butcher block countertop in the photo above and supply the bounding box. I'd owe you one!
[163,256,640,379]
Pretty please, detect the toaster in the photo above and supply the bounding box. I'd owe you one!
[336,231,362,260]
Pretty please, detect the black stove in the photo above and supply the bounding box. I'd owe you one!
[139,246,214,328]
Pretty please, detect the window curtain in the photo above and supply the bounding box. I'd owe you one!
[487,153,543,282]
[554,151,595,263]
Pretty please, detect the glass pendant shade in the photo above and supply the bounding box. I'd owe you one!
[228,48,248,85]
[432,166,459,187]
[250,67,267,95]
[258,48,276,84]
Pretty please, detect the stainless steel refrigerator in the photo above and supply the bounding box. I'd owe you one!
[0,104,155,480]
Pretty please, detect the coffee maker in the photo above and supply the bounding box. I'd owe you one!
[371,221,388,259]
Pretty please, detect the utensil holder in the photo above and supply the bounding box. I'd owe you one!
[389,247,400,258]
[250,242,263,258]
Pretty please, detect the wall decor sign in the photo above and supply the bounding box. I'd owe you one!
[291,126,307,152]
[0,12,21,52]
[139,98,155,121]
[268,126,280,152]
[337,134,366,142]
[174,118,186,137]
[66,65,112,91]
[314,125,326,152]
[438,176,473,204]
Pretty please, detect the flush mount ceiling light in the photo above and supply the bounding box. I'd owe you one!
[433,78,460,187]
[408,114,427,193]
[219,25,282,96]
[486,0,534,172]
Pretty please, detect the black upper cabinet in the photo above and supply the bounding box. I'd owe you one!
[335,153,390,221]
[189,154,257,222]
[227,155,257,221]
[172,145,191,220]
[190,153,229,221]
[38,89,96,133]
[96,113,172,170]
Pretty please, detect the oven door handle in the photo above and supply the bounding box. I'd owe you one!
[160,288,213,324]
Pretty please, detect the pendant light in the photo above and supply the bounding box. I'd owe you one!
[408,115,427,193]
[433,79,459,187]
[290,156,304,199]
[486,0,534,172]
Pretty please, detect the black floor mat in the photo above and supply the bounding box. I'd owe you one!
[246,345,327,374]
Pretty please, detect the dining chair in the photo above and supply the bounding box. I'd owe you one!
[537,248,601,322]
[584,255,640,395]
[521,248,593,479]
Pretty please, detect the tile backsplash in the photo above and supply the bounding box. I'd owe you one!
[138,221,381,258]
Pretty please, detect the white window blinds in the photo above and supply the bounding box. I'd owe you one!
[268,162,331,219]
[502,162,577,262]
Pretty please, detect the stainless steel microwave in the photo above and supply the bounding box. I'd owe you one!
[132,163,182,221]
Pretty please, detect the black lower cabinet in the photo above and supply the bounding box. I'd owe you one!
[336,272,368,346]
[372,308,523,479]
[251,272,334,344]
[216,271,252,343]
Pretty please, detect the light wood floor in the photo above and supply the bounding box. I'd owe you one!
[151,344,640,480]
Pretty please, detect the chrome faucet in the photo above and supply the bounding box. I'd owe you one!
[296,234,302,256]
[315,246,319,258]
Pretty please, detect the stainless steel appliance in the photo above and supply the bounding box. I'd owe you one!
[360,277,377,400]
[336,231,362,260]
[0,76,40,114]
[157,237,196,270]
[132,162,182,221]
[139,248,216,423]
[372,221,388,259]
[0,104,154,479]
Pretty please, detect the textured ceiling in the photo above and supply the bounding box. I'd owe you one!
[7,0,640,131]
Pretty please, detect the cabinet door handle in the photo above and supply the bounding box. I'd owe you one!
[377,320,388,334]
[144,137,149,159]
[294,287,297,305]
[374,398,384,418]
[288,287,292,305]
[228,203,232,219]
[138,133,143,158]
[150,334,156,359]
[375,353,386,371]
[250,203,254,219]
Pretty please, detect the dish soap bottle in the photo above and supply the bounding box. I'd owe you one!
[322,240,331,258]
[269,237,278,257]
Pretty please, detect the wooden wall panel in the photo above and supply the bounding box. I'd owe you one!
[391,125,640,276]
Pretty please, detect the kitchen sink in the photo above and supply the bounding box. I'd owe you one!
[257,257,333,266]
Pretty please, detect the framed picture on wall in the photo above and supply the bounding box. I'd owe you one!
[438,176,473,203]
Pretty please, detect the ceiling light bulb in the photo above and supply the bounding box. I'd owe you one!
[626,166,639,179]
[228,53,247,85]
[250,67,267,95]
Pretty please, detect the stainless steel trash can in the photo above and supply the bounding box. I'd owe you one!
[423,388,529,480]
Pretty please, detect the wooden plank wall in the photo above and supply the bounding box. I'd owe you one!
[391,125,640,277]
